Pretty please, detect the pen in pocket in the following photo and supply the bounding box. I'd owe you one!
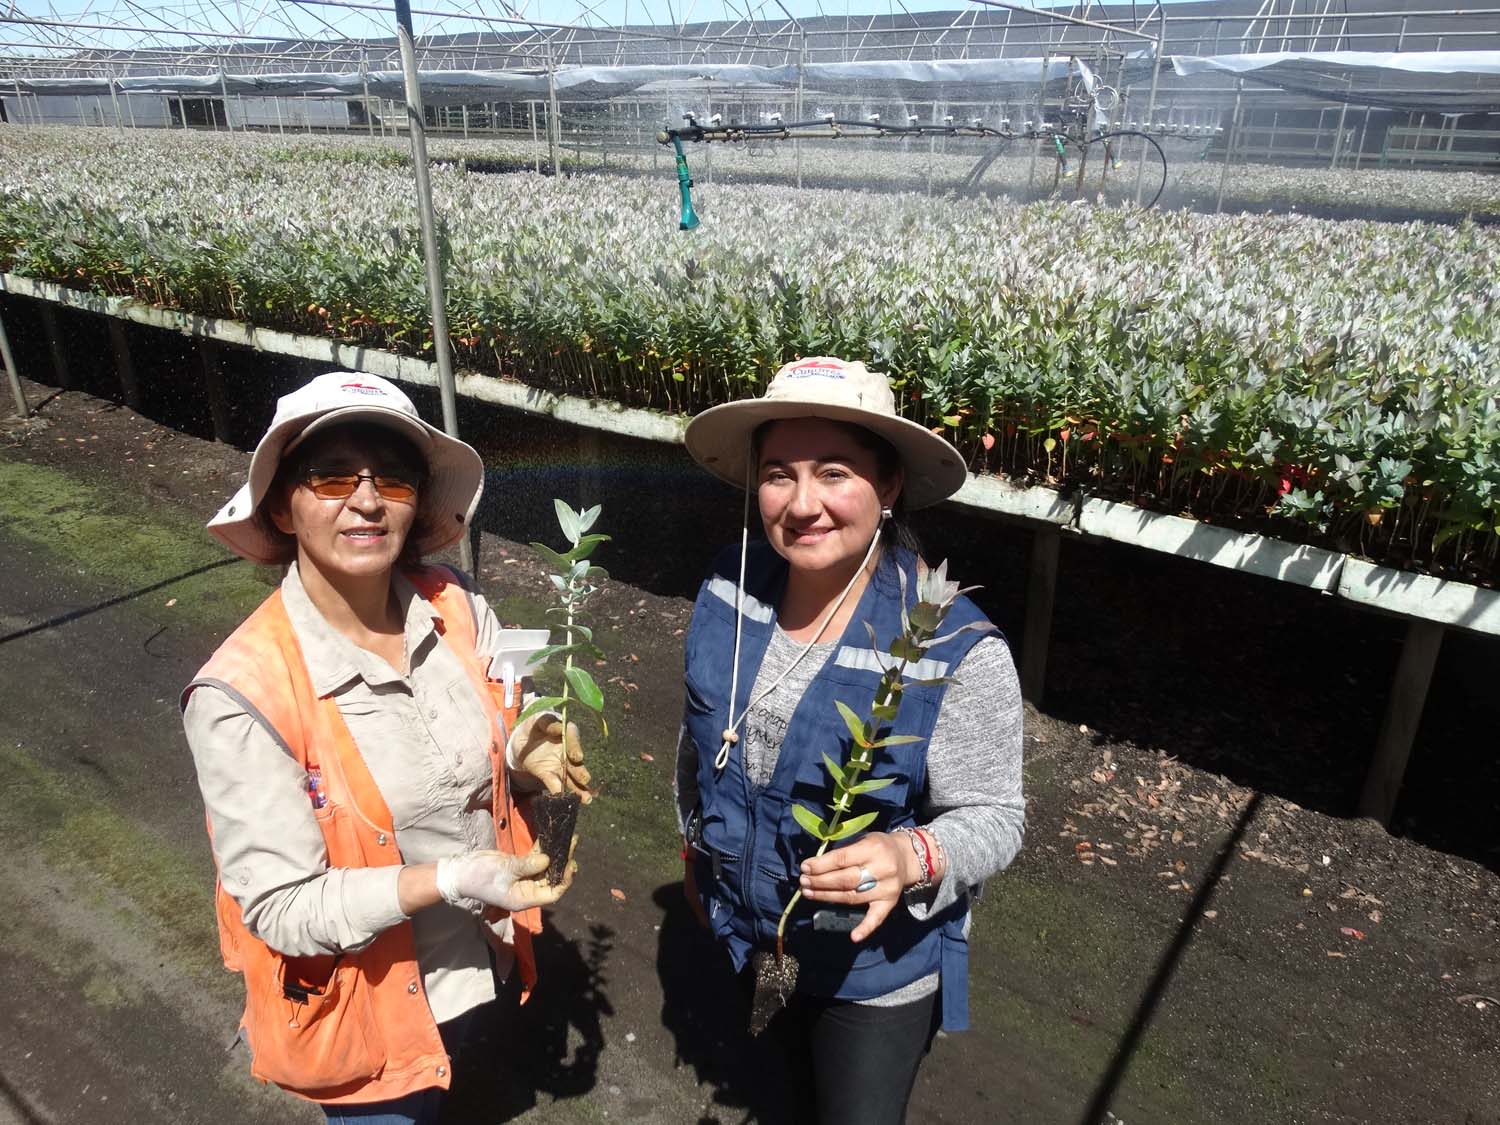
[307,765,328,809]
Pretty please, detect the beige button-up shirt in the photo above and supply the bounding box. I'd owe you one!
[184,563,518,1025]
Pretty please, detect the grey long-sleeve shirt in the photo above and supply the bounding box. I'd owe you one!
[675,627,1026,1004]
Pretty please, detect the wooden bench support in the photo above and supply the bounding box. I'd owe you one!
[198,339,233,443]
[0,307,27,418]
[1357,618,1446,826]
[1021,524,1061,705]
[37,304,73,389]
[108,320,142,411]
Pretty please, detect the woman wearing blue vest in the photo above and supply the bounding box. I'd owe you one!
[676,357,1026,1124]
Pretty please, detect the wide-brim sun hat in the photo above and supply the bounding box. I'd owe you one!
[206,371,484,564]
[684,357,967,509]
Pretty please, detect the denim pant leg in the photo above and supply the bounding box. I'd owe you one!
[321,1005,486,1125]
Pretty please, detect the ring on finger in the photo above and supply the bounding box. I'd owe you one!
[855,866,877,894]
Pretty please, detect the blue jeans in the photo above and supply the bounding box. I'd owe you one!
[321,1004,483,1125]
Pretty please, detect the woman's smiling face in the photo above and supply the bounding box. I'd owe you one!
[269,428,421,582]
[756,418,903,577]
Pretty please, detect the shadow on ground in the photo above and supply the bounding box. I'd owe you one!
[440,923,615,1123]
[651,884,798,1125]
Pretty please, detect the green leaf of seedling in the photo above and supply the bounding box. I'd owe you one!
[554,499,582,545]
[530,642,586,664]
[846,776,897,796]
[517,695,566,723]
[871,701,899,721]
[869,734,923,748]
[927,621,998,647]
[567,624,593,642]
[888,637,927,662]
[824,811,878,842]
[907,602,941,632]
[571,533,610,560]
[531,543,572,572]
[821,753,847,787]
[547,574,568,594]
[791,803,831,840]
[564,665,604,711]
[834,700,872,749]
[576,504,602,534]
[908,676,954,688]
[586,566,609,581]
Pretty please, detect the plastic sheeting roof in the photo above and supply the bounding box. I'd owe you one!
[10,53,1158,103]
[1172,50,1500,113]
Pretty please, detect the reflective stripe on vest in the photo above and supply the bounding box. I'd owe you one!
[184,565,538,1105]
[683,543,994,1033]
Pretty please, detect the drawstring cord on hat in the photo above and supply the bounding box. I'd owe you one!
[714,449,891,772]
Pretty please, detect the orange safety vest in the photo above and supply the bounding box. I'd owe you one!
[183,565,541,1106]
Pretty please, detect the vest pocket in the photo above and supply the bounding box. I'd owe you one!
[243,951,383,1091]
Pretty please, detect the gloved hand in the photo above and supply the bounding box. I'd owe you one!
[509,714,592,801]
[435,845,574,913]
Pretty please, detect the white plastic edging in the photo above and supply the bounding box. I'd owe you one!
[1339,557,1500,633]
[951,473,1074,525]
[1079,497,1346,593]
[4,272,1497,638]
[0,273,689,447]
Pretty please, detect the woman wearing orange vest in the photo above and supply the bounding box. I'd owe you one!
[182,371,590,1124]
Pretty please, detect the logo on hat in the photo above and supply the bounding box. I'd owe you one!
[340,381,387,396]
[784,359,846,379]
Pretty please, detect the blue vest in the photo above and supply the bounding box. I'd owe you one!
[684,541,996,1032]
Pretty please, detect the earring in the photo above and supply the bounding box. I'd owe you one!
[880,507,894,520]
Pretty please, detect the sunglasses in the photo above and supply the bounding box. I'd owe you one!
[301,472,419,504]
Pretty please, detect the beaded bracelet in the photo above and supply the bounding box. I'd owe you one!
[895,826,932,890]
[918,827,947,883]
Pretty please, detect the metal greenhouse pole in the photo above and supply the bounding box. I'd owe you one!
[0,308,27,419]
[1134,9,1166,206]
[392,0,472,573]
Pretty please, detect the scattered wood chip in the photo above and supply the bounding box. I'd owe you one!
[164,598,177,607]
[1326,951,1347,958]
[638,752,654,762]
[1340,927,1366,941]
[610,888,627,902]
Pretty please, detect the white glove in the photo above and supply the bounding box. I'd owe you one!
[435,848,571,912]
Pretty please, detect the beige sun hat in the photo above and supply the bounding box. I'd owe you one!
[205,371,483,563]
[684,357,967,509]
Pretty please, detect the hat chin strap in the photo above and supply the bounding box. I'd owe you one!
[713,463,889,773]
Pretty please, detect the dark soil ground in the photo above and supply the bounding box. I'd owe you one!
[2,330,1499,1123]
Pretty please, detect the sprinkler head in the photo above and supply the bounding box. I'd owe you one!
[821,111,834,123]
[709,112,722,126]
[908,113,919,124]
[943,113,954,125]
[868,112,880,122]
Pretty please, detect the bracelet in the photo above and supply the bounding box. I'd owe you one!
[917,827,947,884]
[895,827,931,890]
[912,828,936,882]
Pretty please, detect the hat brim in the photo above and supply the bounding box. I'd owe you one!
[684,399,968,510]
[206,404,483,564]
